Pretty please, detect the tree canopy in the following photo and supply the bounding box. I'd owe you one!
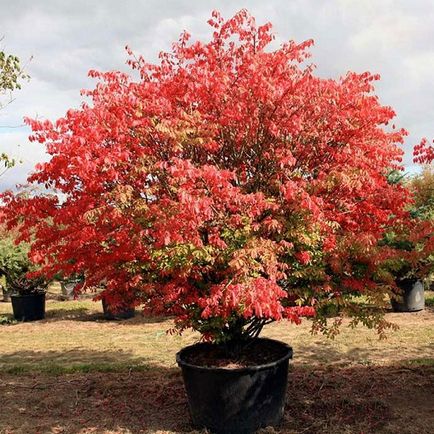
[1,10,427,342]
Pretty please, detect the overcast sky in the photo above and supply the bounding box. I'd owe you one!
[1,0,433,191]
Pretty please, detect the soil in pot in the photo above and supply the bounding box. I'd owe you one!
[11,292,46,321]
[391,279,425,312]
[177,338,293,434]
[101,298,135,320]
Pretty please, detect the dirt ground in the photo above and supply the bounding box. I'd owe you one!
[0,294,433,433]
[1,364,433,434]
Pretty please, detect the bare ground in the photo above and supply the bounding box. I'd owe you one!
[0,293,433,433]
[0,364,433,434]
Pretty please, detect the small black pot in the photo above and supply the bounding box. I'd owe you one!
[391,279,425,312]
[177,338,293,434]
[11,292,46,321]
[101,298,135,320]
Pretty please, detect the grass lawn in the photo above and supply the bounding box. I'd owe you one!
[0,291,433,433]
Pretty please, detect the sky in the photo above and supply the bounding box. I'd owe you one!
[0,0,433,191]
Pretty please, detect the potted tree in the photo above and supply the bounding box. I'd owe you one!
[381,231,427,312]
[9,274,47,321]
[0,234,47,321]
[380,169,434,312]
[1,10,430,433]
[407,166,434,300]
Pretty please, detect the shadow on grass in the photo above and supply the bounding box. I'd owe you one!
[0,347,433,433]
[0,348,191,433]
[0,302,169,326]
[292,341,434,366]
[0,348,153,375]
[45,306,97,321]
[284,362,434,433]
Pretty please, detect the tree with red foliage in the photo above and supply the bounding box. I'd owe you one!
[1,10,415,344]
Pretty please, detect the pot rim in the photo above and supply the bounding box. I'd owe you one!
[176,337,293,373]
[10,291,46,298]
[396,278,423,283]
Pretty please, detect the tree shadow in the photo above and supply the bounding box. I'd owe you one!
[0,348,153,373]
[0,348,192,433]
[43,306,169,325]
[292,341,434,366]
[0,302,169,325]
[45,306,98,321]
[0,348,433,433]
[283,362,434,433]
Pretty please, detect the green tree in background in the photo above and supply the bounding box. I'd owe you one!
[410,166,434,221]
[0,45,29,175]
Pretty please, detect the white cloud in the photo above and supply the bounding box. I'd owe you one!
[0,0,433,188]
[0,129,46,191]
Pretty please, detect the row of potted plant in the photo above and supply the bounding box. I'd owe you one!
[0,234,136,321]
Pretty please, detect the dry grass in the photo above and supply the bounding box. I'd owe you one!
[0,364,432,433]
[0,295,433,373]
[0,292,433,433]
[0,298,197,373]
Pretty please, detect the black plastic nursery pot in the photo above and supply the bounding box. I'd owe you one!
[391,279,425,312]
[176,338,293,434]
[101,298,135,320]
[11,292,46,321]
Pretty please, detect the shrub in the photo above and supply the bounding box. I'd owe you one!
[379,167,434,284]
[0,227,46,295]
[1,10,422,343]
